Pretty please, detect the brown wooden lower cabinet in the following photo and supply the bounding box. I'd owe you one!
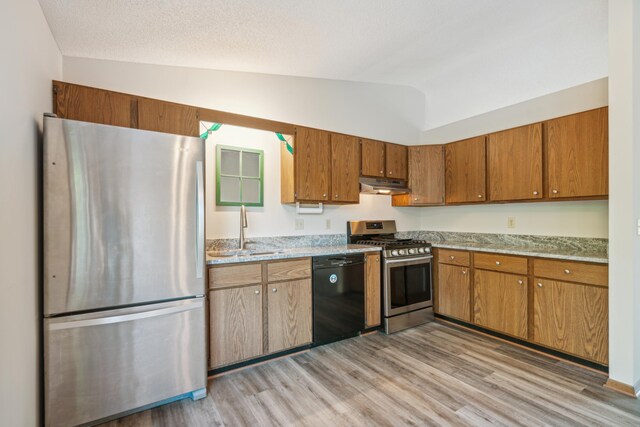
[437,263,470,322]
[533,278,608,364]
[208,258,313,369]
[365,252,381,328]
[267,279,313,354]
[435,250,609,365]
[473,269,528,339]
[209,285,263,368]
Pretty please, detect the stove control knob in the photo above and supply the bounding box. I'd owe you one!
[399,249,407,256]
[425,248,431,254]
[391,250,399,256]
[418,247,425,253]
[409,248,416,254]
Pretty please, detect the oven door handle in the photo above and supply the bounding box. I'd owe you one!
[384,256,433,265]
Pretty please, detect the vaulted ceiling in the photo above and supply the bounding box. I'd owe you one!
[39,0,608,127]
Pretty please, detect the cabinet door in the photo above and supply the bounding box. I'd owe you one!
[408,145,445,205]
[331,134,361,203]
[546,107,608,198]
[268,279,313,354]
[445,136,487,203]
[385,143,408,180]
[295,127,331,201]
[533,279,608,364]
[137,98,199,136]
[53,82,136,128]
[361,138,385,177]
[437,264,471,322]
[488,123,543,201]
[365,253,381,328]
[209,285,263,368]
[473,270,527,339]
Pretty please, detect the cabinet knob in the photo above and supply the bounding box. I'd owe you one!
[518,280,524,285]
[323,193,327,198]
[552,189,559,194]
[255,290,260,294]
[533,191,539,196]
[495,261,501,266]
[462,270,467,275]
[478,194,483,198]
[449,255,455,260]
[389,171,393,175]
[379,170,384,174]
[537,283,543,288]
[272,288,278,293]
[335,194,339,198]
[564,269,571,274]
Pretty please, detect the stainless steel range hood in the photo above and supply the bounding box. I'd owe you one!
[359,177,410,195]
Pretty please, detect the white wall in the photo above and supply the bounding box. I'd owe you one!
[0,0,62,425]
[419,79,609,239]
[421,0,607,130]
[205,125,422,239]
[62,56,425,146]
[608,0,640,392]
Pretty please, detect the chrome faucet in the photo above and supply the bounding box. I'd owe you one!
[239,205,248,249]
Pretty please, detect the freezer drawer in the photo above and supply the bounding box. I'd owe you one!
[44,298,206,427]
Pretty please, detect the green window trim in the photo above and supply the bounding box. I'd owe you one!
[216,144,264,207]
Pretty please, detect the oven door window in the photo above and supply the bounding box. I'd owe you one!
[389,262,432,309]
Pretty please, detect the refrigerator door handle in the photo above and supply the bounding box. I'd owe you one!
[48,299,202,331]
[195,160,204,279]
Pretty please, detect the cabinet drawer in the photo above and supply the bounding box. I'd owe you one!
[438,249,470,267]
[474,252,528,275]
[209,263,262,289]
[534,259,608,287]
[267,258,311,282]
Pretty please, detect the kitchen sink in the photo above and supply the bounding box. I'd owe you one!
[207,249,284,258]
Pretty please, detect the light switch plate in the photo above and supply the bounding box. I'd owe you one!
[295,219,304,230]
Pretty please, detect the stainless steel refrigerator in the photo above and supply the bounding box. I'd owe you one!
[43,117,207,427]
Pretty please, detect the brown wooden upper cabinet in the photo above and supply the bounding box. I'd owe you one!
[137,98,199,137]
[445,136,487,204]
[385,143,408,180]
[360,138,386,177]
[361,139,407,180]
[53,81,136,128]
[293,127,331,202]
[331,134,361,203]
[393,145,445,206]
[546,107,608,199]
[487,123,543,201]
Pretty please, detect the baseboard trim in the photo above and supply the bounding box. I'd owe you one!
[604,378,640,398]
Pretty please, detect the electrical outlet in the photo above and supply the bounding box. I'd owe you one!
[295,219,304,230]
[507,217,516,228]
[326,219,331,230]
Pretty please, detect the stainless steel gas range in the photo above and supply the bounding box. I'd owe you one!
[347,220,434,334]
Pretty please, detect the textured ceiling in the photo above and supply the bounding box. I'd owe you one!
[39,0,607,95]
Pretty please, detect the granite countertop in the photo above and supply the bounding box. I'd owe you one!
[206,244,381,265]
[430,241,608,264]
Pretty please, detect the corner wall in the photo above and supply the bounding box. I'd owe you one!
[419,79,609,239]
[0,0,63,425]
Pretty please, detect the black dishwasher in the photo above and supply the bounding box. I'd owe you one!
[313,254,365,345]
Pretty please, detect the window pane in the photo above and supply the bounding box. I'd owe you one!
[220,149,240,175]
[219,176,241,203]
[242,178,261,204]
[242,151,260,177]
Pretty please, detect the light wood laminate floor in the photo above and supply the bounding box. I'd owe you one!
[102,321,640,426]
